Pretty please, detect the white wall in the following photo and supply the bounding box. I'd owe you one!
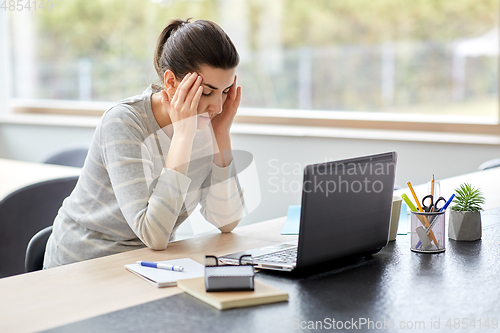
[1,122,499,226]
[231,132,500,224]
[0,123,95,162]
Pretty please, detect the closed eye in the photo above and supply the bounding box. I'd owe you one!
[202,82,234,96]
[203,90,229,96]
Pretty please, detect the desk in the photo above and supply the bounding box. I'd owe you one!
[1,168,499,333]
[0,158,81,200]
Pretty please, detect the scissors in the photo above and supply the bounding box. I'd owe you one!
[422,194,446,212]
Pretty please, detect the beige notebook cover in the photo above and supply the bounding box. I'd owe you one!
[177,277,288,310]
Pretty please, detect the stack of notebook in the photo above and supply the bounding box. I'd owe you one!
[126,258,289,310]
[177,277,288,310]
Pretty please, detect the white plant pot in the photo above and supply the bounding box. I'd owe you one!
[448,211,482,241]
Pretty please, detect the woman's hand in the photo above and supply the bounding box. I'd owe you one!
[161,72,203,139]
[211,75,241,167]
[162,73,203,174]
[211,75,241,137]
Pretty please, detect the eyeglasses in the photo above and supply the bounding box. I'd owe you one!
[204,254,254,267]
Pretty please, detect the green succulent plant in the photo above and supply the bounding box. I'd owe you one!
[451,183,485,212]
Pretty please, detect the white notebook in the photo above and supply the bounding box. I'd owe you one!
[125,258,205,288]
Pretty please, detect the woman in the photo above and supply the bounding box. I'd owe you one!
[44,19,245,268]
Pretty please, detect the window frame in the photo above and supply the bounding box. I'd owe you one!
[3,6,500,138]
[9,98,500,136]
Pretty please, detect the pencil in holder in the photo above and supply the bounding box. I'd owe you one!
[410,211,445,253]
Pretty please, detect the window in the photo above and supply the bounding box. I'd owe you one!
[4,0,500,131]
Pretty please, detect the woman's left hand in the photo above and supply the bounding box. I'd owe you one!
[211,75,241,136]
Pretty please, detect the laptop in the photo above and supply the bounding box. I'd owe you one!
[219,151,397,272]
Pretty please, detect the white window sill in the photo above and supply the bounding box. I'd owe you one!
[0,113,100,128]
[232,123,500,145]
[1,113,499,145]
[237,107,500,125]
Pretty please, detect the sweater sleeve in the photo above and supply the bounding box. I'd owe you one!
[99,106,191,250]
[199,160,245,230]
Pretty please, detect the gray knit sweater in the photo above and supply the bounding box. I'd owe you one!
[44,85,244,268]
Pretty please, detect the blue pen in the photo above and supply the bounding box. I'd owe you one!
[137,261,184,272]
[439,193,455,212]
[416,194,455,249]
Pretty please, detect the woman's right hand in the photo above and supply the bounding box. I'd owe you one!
[161,72,203,139]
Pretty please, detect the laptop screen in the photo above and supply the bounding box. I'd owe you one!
[296,152,397,268]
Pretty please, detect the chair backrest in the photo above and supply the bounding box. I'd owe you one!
[25,226,53,273]
[0,176,78,278]
[477,158,500,171]
[43,147,89,168]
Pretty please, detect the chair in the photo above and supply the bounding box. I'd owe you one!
[477,158,500,171]
[25,226,53,272]
[43,146,89,168]
[0,176,78,278]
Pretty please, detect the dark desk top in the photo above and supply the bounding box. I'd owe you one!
[46,222,500,333]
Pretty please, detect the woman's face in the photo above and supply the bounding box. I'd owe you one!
[175,65,236,129]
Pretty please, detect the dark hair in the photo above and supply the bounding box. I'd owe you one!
[154,18,239,87]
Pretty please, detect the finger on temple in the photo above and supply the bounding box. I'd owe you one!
[185,76,202,104]
[230,75,238,99]
[175,73,198,103]
[236,86,242,103]
[191,86,203,110]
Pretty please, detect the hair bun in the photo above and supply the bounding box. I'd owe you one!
[154,19,239,88]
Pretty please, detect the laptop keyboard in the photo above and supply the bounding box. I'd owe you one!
[255,247,298,263]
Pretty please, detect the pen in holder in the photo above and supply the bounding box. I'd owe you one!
[410,211,445,253]
[204,255,255,292]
